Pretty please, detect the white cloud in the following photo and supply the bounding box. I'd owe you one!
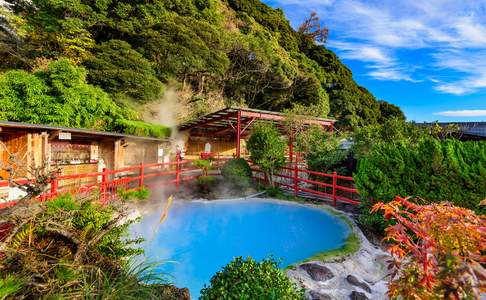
[433,110,486,117]
[267,0,486,93]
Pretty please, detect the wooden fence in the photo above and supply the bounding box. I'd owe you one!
[0,156,361,209]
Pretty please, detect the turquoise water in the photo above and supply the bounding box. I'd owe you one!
[130,199,350,299]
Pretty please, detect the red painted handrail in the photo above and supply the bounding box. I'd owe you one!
[250,162,360,206]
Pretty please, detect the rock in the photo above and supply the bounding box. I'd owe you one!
[299,263,334,281]
[308,290,332,300]
[346,275,372,293]
[349,291,368,300]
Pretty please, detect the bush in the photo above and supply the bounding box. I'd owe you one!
[373,197,486,299]
[193,159,211,176]
[355,138,486,214]
[221,158,253,191]
[117,187,151,202]
[196,175,216,194]
[200,257,305,300]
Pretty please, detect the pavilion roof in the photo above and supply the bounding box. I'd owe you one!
[178,107,335,139]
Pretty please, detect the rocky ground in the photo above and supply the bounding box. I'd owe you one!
[286,213,390,300]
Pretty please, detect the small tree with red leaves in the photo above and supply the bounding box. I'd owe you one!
[372,196,486,299]
[298,11,329,44]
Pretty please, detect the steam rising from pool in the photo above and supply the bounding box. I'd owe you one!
[130,198,350,299]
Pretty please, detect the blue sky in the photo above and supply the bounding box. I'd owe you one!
[262,0,486,122]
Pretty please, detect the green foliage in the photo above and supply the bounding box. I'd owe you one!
[221,158,253,191]
[45,193,79,211]
[193,159,211,176]
[378,100,405,122]
[115,119,171,138]
[117,187,151,202]
[84,40,165,103]
[352,118,427,159]
[0,59,133,131]
[0,192,176,299]
[200,256,305,300]
[196,175,216,194]
[355,138,486,215]
[247,123,286,184]
[2,0,401,128]
[297,127,350,175]
[0,275,23,300]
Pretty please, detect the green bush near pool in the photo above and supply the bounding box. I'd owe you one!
[221,158,253,191]
[200,257,305,300]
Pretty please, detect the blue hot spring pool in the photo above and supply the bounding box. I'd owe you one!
[130,199,350,298]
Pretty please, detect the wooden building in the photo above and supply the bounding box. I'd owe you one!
[0,121,171,182]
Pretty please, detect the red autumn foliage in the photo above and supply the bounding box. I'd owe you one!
[372,196,486,299]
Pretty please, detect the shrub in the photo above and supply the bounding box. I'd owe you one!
[117,187,151,202]
[372,197,486,299]
[193,159,211,176]
[296,126,351,175]
[221,158,253,191]
[355,138,486,214]
[196,175,216,194]
[200,257,305,300]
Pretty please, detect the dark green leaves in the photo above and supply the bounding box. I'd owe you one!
[200,257,305,300]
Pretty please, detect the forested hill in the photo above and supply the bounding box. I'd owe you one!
[0,0,404,135]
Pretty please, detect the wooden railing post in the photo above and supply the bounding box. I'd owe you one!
[101,167,107,202]
[293,159,298,197]
[176,151,181,192]
[332,171,337,206]
[139,162,144,188]
[50,173,58,199]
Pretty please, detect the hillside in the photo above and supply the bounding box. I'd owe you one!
[0,0,404,134]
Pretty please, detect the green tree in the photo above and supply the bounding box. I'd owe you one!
[84,40,164,103]
[200,257,305,300]
[297,127,350,175]
[246,123,286,185]
[378,100,405,122]
[0,59,127,130]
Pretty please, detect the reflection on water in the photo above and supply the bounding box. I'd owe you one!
[130,199,349,299]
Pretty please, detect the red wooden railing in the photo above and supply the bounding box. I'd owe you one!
[1,155,360,209]
[250,161,360,206]
[0,154,201,208]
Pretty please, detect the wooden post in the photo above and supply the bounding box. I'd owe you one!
[50,174,58,199]
[101,167,107,202]
[293,155,298,197]
[332,171,337,206]
[176,151,181,191]
[236,110,241,158]
[139,162,144,188]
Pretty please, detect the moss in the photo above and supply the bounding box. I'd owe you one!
[303,231,360,262]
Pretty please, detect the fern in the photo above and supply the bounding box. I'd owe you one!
[11,225,30,249]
